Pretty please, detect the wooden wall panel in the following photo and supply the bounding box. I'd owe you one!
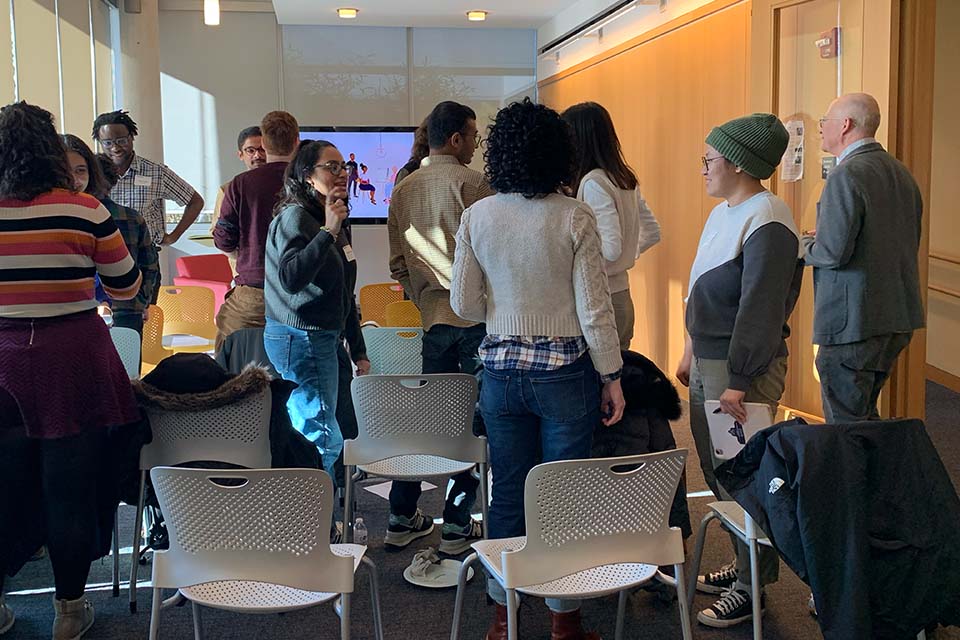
[539,0,750,387]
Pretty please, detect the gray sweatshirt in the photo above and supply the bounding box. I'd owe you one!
[685,191,804,391]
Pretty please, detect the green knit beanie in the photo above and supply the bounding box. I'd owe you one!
[705,113,789,179]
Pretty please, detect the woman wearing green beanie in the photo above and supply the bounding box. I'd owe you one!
[675,113,805,628]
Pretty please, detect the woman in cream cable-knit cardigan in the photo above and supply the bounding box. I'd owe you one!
[450,98,624,640]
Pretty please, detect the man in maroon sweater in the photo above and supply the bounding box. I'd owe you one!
[214,110,299,351]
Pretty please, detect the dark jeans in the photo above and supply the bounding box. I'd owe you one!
[112,310,144,336]
[0,423,107,600]
[388,323,485,526]
[480,355,600,612]
[816,332,913,423]
[333,341,359,489]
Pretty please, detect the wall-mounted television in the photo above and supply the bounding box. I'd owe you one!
[299,126,417,224]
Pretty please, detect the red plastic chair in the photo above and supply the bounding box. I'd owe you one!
[173,255,233,313]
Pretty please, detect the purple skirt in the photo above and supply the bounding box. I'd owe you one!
[0,310,140,439]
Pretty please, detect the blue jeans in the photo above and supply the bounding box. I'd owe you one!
[112,310,144,336]
[481,355,600,613]
[263,319,342,476]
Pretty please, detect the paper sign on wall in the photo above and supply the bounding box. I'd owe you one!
[780,119,804,182]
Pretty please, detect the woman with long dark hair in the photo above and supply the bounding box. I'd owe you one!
[263,140,351,476]
[562,102,661,350]
[0,103,141,639]
[451,98,624,640]
[61,134,158,336]
[394,117,430,186]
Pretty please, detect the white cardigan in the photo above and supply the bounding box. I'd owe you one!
[577,169,661,293]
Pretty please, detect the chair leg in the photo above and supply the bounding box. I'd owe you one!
[615,589,627,640]
[506,589,519,640]
[450,552,479,640]
[686,511,717,608]
[361,556,384,640]
[673,563,694,640]
[479,463,490,539]
[343,465,355,543]
[339,592,352,640]
[112,510,121,597]
[749,537,762,640]
[191,602,203,640]
[148,588,162,640]
[130,473,147,613]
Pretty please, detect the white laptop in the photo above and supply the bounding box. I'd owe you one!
[704,401,775,461]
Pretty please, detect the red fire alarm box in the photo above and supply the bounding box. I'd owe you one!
[816,27,840,59]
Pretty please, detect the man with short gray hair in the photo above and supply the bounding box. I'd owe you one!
[804,92,924,423]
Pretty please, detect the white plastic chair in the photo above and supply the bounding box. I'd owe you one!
[686,401,774,640]
[343,374,487,542]
[148,467,383,640]
[129,388,273,613]
[110,326,142,378]
[450,451,693,640]
[360,326,423,374]
[108,327,142,597]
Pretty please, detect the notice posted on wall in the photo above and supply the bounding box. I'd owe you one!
[781,119,804,182]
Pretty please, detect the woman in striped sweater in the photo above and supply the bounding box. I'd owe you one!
[0,102,141,639]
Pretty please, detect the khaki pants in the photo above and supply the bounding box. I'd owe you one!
[611,288,635,352]
[214,285,265,352]
[688,356,786,589]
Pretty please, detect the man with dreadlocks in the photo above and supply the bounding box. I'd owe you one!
[92,110,204,275]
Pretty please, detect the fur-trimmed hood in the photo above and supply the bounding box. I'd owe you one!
[133,360,272,412]
[621,350,682,420]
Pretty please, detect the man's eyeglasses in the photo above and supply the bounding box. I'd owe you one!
[314,161,349,175]
[99,136,130,149]
[818,117,843,127]
[701,155,725,172]
[242,146,265,157]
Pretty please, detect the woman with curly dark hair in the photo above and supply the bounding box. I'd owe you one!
[0,103,141,639]
[263,140,351,476]
[394,116,430,186]
[450,98,624,640]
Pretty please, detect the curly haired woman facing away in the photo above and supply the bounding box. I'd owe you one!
[450,98,625,640]
[0,103,141,639]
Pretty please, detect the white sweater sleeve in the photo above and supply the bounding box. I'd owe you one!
[635,190,661,257]
[581,179,622,262]
[570,205,623,376]
[450,208,487,323]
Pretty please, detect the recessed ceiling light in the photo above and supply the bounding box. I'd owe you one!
[203,0,220,25]
[337,7,359,19]
[467,10,488,21]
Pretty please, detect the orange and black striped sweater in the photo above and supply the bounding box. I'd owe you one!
[0,189,142,318]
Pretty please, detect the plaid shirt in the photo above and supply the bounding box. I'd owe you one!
[100,197,160,313]
[480,335,622,382]
[110,154,197,245]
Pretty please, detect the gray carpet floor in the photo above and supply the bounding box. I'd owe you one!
[3,382,959,639]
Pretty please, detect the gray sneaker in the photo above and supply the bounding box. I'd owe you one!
[0,597,14,635]
[439,520,483,555]
[52,596,94,640]
[384,509,434,549]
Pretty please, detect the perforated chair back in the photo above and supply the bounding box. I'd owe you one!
[384,300,422,327]
[347,374,482,466]
[157,285,217,341]
[141,387,272,471]
[150,467,354,593]
[358,283,404,326]
[141,305,173,371]
[501,450,688,590]
[110,327,141,378]
[361,327,423,374]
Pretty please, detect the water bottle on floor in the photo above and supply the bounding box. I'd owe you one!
[354,516,368,545]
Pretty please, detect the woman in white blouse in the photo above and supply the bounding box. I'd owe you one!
[563,102,661,350]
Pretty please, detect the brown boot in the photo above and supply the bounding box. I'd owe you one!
[484,603,508,640]
[550,609,601,640]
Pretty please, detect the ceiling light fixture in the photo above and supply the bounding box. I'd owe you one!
[467,10,488,21]
[337,7,359,19]
[203,0,220,26]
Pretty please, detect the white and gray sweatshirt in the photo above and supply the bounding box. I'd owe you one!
[685,191,804,391]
